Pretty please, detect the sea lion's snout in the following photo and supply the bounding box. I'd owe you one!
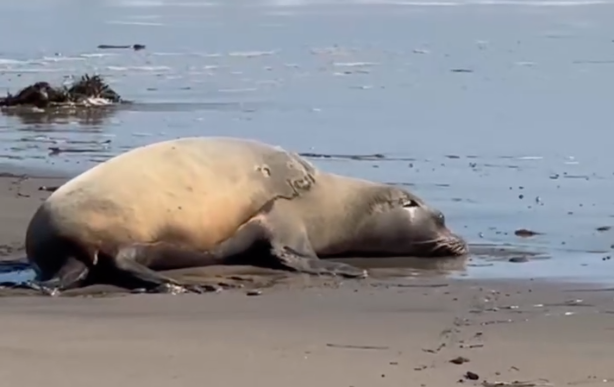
[389,203,468,258]
[423,208,468,257]
[429,230,468,257]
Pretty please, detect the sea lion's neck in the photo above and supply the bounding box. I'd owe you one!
[299,172,386,255]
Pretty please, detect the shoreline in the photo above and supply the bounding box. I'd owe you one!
[0,161,613,293]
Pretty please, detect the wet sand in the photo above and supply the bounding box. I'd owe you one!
[1,172,614,386]
[2,278,614,386]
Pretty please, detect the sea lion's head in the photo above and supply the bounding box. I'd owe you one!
[356,187,468,258]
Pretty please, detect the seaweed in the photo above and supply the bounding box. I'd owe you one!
[0,74,126,109]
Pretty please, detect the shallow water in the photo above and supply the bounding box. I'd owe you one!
[1,0,614,284]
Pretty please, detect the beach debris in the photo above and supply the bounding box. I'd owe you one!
[326,343,389,351]
[481,379,552,386]
[508,257,529,263]
[38,186,60,192]
[538,299,588,307]
[464,371,480,381]
[479,319,516,326]
[449,356,470,365]
[49,146,102,156]
[514,229,542,238]
[97,44,146,51]
[568,376,614,385]
[596,226,611,232]
[370,282,449,289]
[501,305,520,310]
[246,289,262,296]
[451,68,473,73]
[0,74,126,110]
[459,344,484,349]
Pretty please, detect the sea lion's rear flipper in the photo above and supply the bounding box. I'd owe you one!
[39,255,90,290]
[103,246,220,294]
[12,256,90,296]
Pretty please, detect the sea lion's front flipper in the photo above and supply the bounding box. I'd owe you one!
[262,216,368,279]
[201,215,368,279]
[271,244,368,279]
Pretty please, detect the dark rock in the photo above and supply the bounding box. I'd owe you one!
[464,371,479,381]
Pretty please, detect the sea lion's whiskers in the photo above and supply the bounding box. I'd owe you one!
[409,236,458,246]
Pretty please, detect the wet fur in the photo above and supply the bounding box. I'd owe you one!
[25,137,317,282]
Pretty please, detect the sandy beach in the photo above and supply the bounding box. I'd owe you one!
[0,172,613,387]
[1,0,614,383]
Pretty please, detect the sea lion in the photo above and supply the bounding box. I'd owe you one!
[23,137,467,295]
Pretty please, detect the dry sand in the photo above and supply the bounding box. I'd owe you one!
[1,171,614,387]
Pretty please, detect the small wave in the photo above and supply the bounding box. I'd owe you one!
[80,53,120,58]
[227,50,279,58]
[333,62,379,67]
[217,88,259,93]
[124,14,162,19]
[106,20,166,26]
[0,59,27,65]
[108,0,220,7]
[151,52,187,56]
[106,65,172,72]
[0,68,66,73]
[517,156,544,160]
[41,56,87,63]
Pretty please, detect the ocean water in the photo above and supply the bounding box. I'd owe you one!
[1,0,614,283]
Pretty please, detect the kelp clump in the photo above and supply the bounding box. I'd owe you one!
[0,74,125,109]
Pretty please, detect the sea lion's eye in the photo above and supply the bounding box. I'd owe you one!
[436,212,445,224]
[402,199,419,208]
